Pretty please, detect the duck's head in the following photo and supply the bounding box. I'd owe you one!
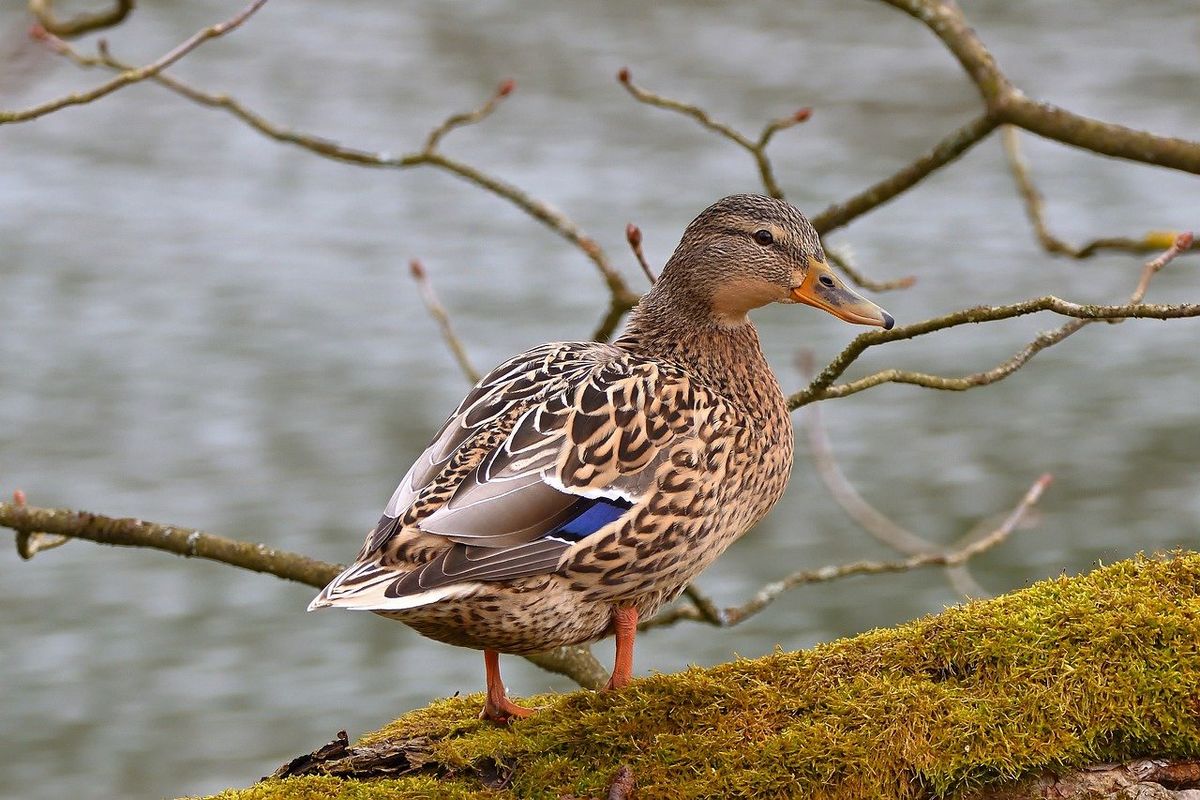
[657,194,893,330]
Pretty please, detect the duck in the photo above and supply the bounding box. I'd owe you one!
[308,194,893,723]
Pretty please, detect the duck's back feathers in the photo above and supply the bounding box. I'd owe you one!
[309,341,725,613]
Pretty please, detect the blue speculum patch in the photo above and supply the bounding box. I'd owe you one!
[547,496,634,543]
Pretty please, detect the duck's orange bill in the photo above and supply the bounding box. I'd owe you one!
[791,257,894,329]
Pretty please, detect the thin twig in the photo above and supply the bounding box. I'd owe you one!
[1129,231,1194,302]
[825,246,917,293]
[409,259,481,384]
[9,488,70,559]
[34,33,639,343]
[810,114,999,236]
[0,500,609,688]
[625,223,656,285]
[789,233,1195,407]
[641,473,1052,631]
[424,79,514,152]
[618,68,907,292]
[4,0,268,124]
[415,151,637,342]
[789,296,1200,408]
[28,0,133,38]
[618,67,809,201]
[1002,127,1196,259]
[796,351,986,597]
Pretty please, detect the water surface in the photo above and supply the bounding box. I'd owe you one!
[1,1,1198,796]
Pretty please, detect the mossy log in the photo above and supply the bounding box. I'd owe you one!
[201,554,1200,800]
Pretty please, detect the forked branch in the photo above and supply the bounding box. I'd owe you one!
[4,0,268,124]
[618,67,810,200]
[810,114,998,236]
[642,473,1053,630]
[1001,126,1196,259]
[788,233,1195,408]
[798,351,989,598]
[878,0,1200,174]
[31,32,638,342]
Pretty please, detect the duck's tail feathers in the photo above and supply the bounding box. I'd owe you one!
[307,561,474,612]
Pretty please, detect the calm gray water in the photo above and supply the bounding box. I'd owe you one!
[1,1,1198,797]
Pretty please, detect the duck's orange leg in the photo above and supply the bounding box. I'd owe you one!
[604,604,639,691]
[480,649,534,724]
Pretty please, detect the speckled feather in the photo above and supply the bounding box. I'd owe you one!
[309,195,890,656]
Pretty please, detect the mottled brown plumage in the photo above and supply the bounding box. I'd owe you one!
[310,194,892,721]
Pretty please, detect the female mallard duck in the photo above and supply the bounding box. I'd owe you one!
[310,195,892,722]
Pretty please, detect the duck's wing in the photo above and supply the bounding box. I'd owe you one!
[309,341,722,611]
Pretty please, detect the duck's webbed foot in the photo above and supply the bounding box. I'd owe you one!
[480,649,535,724]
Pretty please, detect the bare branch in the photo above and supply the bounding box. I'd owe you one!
[811,0,1200,238]
[618,67,809,200]
[814,320,1091,402]
[789,297,1200,408]
[590,295,639,343]
[825,246,916,293]
[1130,231,1194,301]
[414,151,637,342]
[876,0,1012,107]
[408,260,481,384]
[28,0,133,38]
[681,584,726,626]
[3,500,338,586]
[625,223,656,285]
[1005,98,1200,176]
[34,33,639,343]
[10,488,69,559]
[614,65,921,293]
[1001,127,1196,259]
[0,500,607,688]
[797,352,985,597]
[878,0,1200,175]
[523,647,607,690]
[424,78,514,152]
[810,114,998,236]
[641,473,1052,631]
[3,0,268,124]
[789,233,1195,407]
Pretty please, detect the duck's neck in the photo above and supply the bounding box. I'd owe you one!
[614,280,784,420]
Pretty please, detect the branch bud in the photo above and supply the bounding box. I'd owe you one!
[625,223,642,247]
[617,67,631,84]
[409,259,425,279]
[793,107,813,123]
[497,79,516,97]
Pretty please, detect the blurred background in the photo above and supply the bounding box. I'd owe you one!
[1,1,1198,796]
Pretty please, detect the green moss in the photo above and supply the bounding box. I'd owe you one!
[202,775,500,800]
[203,553,1200,800]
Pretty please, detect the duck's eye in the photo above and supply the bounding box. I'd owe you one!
[753,229,774,246]
[818,274,835,288]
